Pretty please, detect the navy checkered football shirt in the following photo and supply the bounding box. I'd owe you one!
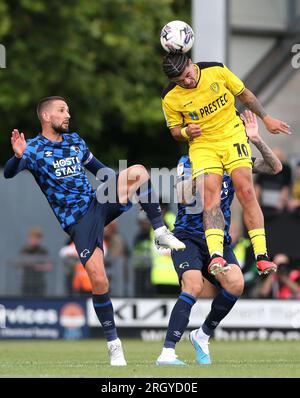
[16,133,96,230]
[173,155,234,244]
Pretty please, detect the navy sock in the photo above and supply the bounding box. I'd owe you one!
[93,293,118,342]
[202,289,239,335]
[137,180,164,230]
[164,292,196,349]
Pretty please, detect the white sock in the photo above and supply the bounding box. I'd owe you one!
[162,347,176,356]
[107,338,120,346]
[196,327,210,342]
[154,226,167,237]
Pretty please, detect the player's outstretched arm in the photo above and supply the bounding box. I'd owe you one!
[11,129,27,158]
[4,129,27,178]
[84,154,109,177]
[242,110,282,175]
[238,88,291,135]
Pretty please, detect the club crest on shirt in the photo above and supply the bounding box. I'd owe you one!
[210,82,220,93]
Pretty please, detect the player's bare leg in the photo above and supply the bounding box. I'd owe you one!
[117,165,186,251]
[215,264,244,296]
[197,173,231,275]
[85,248,127,366]
[231,167,277,275]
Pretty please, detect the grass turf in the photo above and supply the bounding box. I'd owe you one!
[0,339,299,378]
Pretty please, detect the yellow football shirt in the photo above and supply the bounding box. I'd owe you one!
[162,62,245,142]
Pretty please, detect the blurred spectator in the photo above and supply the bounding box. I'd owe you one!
[19,228,52,296]
[133,212,152,257]
[252,253,300,299]
[103,219,130,296]
[103,219,129,259]
[132,211,153,296]
[59,239,92,295]
[229,222,257,297]
[255,147,292,217]
[150,203,180,297]
[288,161,300,213]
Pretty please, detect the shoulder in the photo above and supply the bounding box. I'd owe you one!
[196,62,224,70]
[25,135,42,147]
[65,132,88,147]
[24,135,44,159]
[161,82,177,100]
[67,132,81,141]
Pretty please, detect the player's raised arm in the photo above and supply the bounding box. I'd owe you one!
[11,129,27,157]
[4,129,28,178]
[238,88,291,135]
[242,110,282,175]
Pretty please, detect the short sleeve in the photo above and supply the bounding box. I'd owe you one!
[80,137,93,165]
[223,65,245,96]
[162,99,184,129]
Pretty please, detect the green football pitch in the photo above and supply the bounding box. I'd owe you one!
[0,339,299,378]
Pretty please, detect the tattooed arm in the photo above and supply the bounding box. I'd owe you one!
[238,88,291,135]
[252,140,282,175]
[238,88,267,119]
[242,110,282,175]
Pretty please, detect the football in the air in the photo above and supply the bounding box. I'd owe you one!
[160,20,194,53]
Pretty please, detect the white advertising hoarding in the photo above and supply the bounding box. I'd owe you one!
[87,299,300,329]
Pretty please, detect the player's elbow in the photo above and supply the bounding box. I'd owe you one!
[273,161,283,175]
[270,160,282,175]
[3,167,13,179]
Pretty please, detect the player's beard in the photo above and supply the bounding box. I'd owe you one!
[52,122,69,134]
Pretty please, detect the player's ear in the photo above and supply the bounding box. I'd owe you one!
[41,111,50,122]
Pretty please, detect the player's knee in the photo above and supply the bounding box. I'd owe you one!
[126,165,149,187]
[224,276,244,296]
[88,272,109,291]
[129,164,149,179]
[181,275,203,297]
[204,195,220,209]
[236,184,255,205]
[193,283,203,297]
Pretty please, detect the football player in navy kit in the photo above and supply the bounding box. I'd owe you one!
[156,111,282,366]
[4,96,185,366]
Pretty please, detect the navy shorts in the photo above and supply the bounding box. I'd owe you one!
[66,178,132,265]
[171,236,239,287]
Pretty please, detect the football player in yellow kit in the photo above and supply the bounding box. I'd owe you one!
[161,52,291,276]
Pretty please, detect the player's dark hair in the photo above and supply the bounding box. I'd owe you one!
[162,52,189,78]
[37,96,66,118]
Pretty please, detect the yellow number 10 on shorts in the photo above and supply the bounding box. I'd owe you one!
[190,129,253,178]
